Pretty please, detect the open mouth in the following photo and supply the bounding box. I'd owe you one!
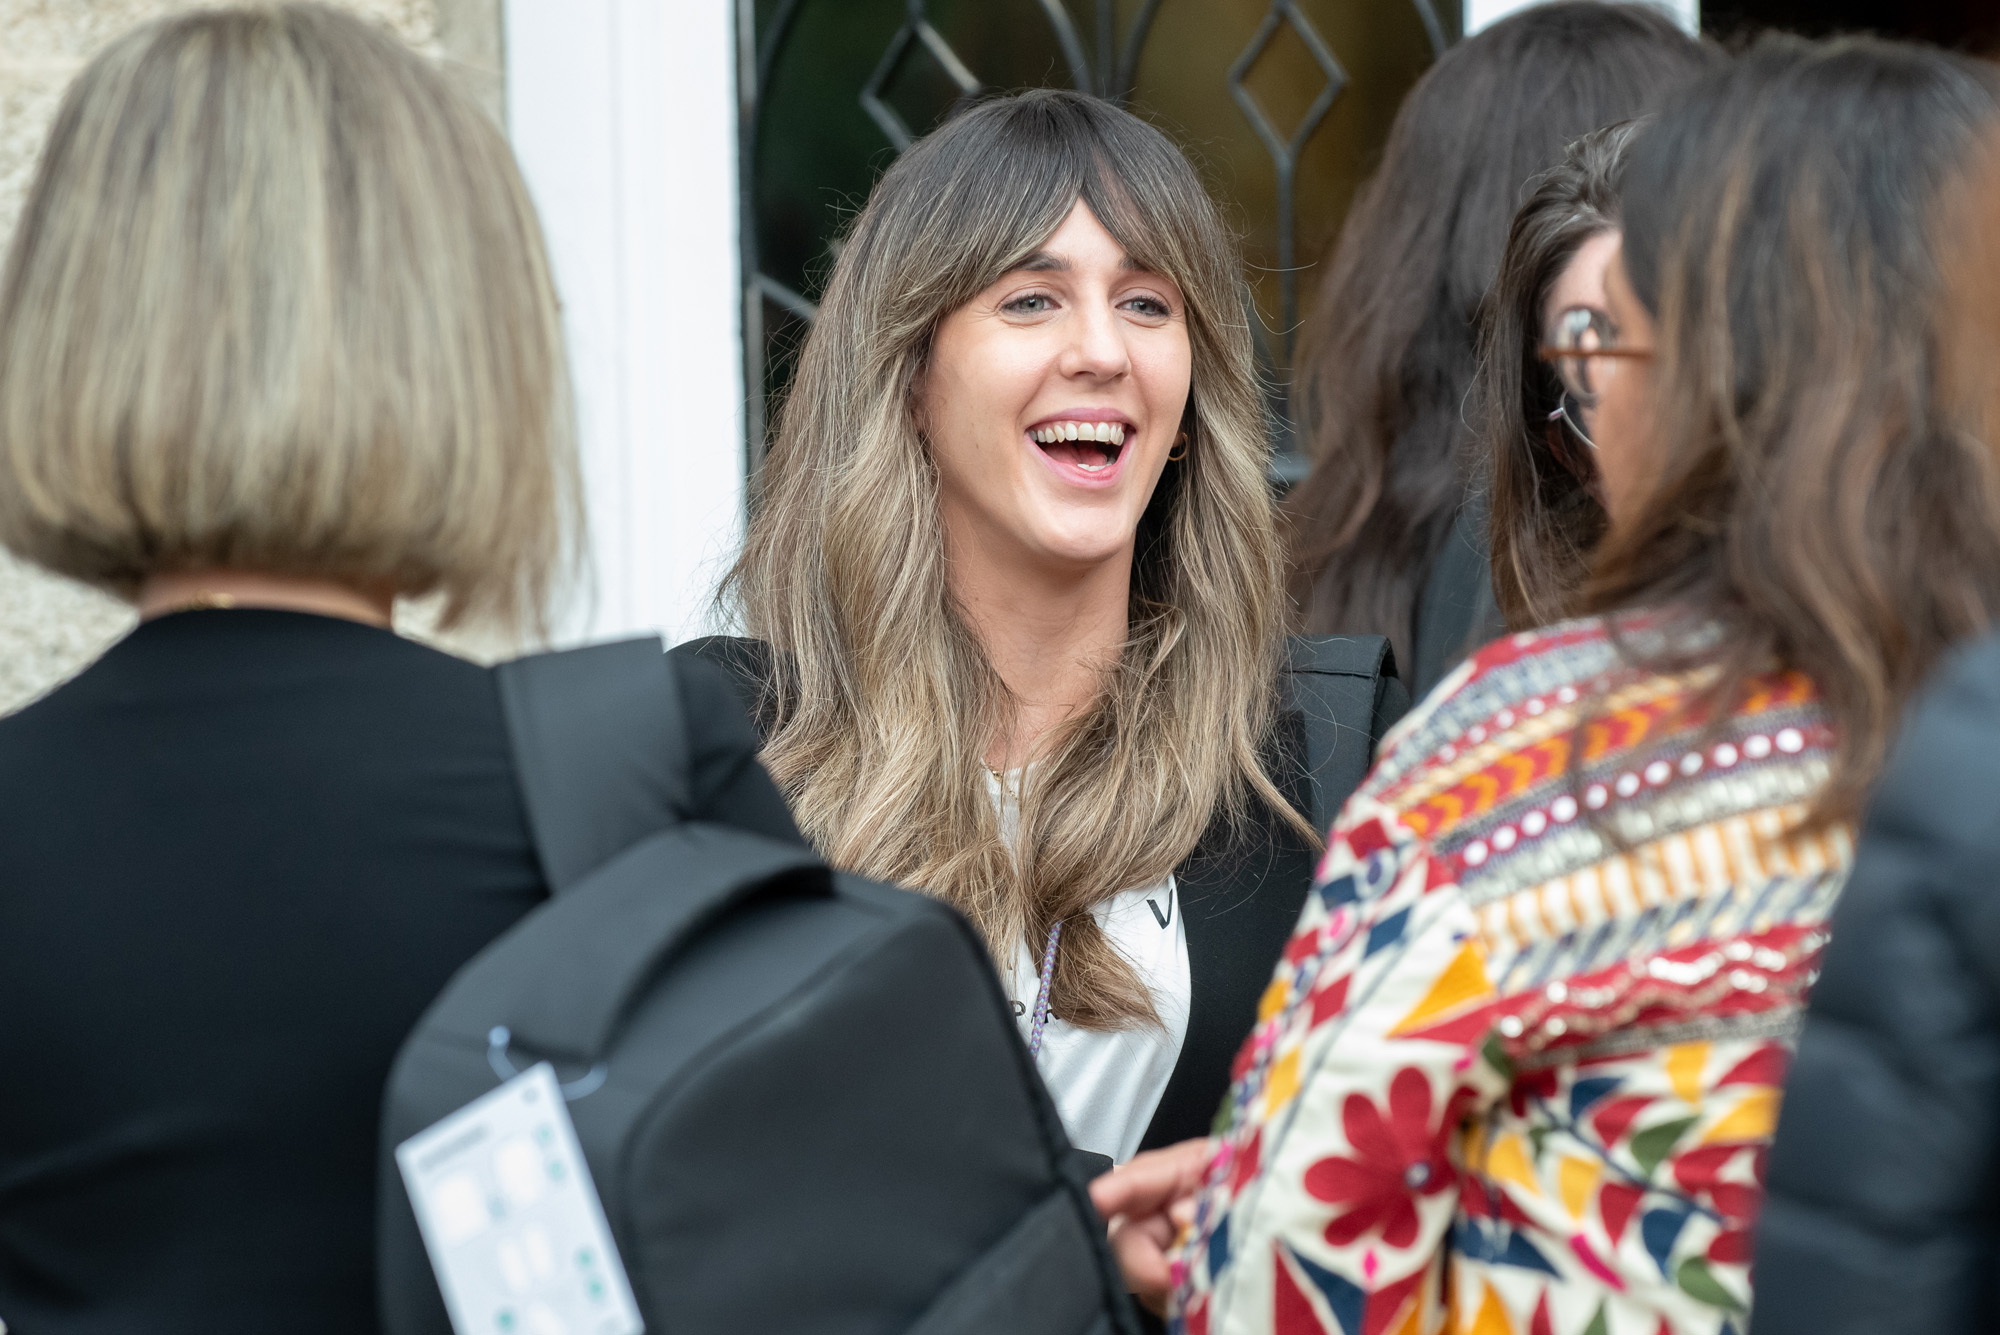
[1029,419,1128,474]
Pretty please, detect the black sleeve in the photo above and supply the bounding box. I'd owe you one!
[1754,636,2000,1335]
[1373,661,1411,744]
[1409,497,1504,701]
[670,651,807,849]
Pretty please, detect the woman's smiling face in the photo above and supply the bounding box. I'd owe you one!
[919,199,1192,579]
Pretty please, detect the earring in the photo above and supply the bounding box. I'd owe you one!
[1167,431,1189,462]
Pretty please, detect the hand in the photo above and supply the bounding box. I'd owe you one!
[1089,1137,1215,1316]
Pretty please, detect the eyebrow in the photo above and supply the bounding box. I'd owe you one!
[1012,250,1150,274]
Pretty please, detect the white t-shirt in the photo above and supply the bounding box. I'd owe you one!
[987,771,1191,1164]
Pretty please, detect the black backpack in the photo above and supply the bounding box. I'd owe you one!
[377,637,1140,1335]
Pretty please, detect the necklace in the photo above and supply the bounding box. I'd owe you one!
[988,762,1062,1058]
[1026,920,1063,1059]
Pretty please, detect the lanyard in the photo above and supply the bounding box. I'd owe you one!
[1025,920,1063,1059]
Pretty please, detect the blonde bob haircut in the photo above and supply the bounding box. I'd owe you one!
[0,3,577,633]
[728,90,1310,1031]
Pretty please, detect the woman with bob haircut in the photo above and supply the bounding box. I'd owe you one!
[1480,121,1643,631]
[683,88,1405,1169]
[0,7,797,1330]
[1094,37,2000,1330]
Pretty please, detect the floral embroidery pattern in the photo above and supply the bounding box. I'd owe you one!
[1174,618,1853,1335]
[1304,1068,1462,1248]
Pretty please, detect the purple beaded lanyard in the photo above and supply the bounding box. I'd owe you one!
[1025,920,1064,1059]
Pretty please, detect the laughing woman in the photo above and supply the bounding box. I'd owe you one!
[680,90,1405,1166]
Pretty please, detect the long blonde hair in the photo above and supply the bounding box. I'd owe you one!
[0,4,577,635]
[726,90,1309,1030]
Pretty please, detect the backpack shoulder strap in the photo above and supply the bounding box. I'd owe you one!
[495,636,693,894]
[1285,634,1401,834]
[670,635,779,742]
[481,635,831,1062]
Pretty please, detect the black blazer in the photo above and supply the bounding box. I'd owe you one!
[0,611,799,1335]
[670,636,1408,1151]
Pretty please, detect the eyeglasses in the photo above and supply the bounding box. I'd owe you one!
[1546,393,1599,460]
[1537,305,1652,407]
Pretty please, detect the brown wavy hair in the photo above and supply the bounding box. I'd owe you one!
[1592,35,2000,824]
[1480,121,1641,630]
[1286,1,1715,670]
[724,91,1308,1030]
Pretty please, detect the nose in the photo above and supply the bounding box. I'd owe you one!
[1057,296,1131,383]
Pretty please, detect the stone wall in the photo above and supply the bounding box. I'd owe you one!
[0,0,506,713]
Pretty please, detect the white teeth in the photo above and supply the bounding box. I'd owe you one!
[1030,421,1129,446]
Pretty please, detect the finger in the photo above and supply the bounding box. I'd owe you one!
[1089,1137,1216,1219]
[1107,1218,1174,1317]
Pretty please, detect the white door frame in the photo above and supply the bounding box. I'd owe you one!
[504,0,745,647]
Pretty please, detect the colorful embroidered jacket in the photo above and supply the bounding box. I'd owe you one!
[1174,617,1852,1335]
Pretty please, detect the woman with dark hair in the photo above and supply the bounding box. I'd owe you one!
[1093,37,2000,1331]
[1286,1,1715,698]
[1482,121,1642,629]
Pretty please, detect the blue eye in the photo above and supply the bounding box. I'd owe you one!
[1124,296,1171,318]
[1005,293,1054,314]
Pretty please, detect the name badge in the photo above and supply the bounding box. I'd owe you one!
[396,1063,644,1335]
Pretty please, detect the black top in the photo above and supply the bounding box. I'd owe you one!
[0,610,793,1335]
[1754,629,2000,1335]
[1410,495,1506,702]
[671,636,1408,1153]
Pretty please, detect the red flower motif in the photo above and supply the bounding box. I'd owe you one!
[1303,1067,1462,1248]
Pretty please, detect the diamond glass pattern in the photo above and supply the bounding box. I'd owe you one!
[859,5,982,151]
[1229,2,1349,164]
[1229,1,1349,341]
